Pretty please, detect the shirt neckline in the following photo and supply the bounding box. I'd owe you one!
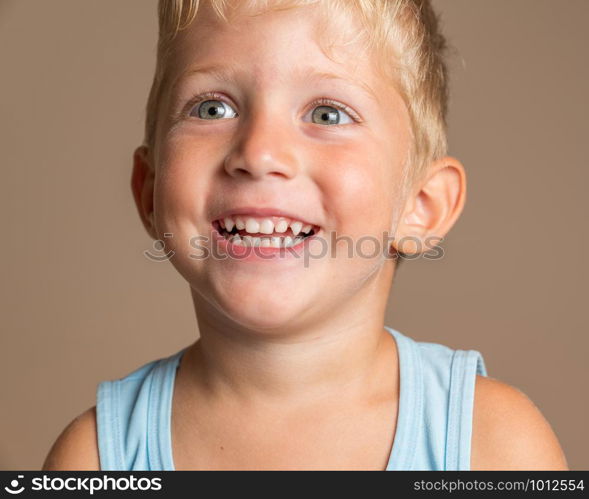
[162,326,420,471]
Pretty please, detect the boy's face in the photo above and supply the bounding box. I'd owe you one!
[143,2,413,330]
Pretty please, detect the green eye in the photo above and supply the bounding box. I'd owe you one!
[311,105,353,125]
[190,100,238,120]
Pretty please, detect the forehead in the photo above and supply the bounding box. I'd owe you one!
[165,2,388,96]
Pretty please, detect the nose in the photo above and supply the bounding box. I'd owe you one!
[223,107,299,180]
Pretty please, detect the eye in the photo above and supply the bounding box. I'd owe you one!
[310,106,352,126]
[188,96,238,120]
[306,98,359,126]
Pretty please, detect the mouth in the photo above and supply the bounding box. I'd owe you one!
[211,216,321,249]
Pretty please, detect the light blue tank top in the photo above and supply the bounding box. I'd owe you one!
[96,326,487,470]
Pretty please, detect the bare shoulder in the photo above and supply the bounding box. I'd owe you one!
[470,375,568,470]
[42,406,101,471]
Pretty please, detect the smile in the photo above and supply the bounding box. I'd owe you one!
[212,214,320,249]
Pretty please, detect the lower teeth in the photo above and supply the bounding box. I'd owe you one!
[225,234,306,248]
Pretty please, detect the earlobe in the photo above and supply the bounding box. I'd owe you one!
[131,145,157,239]
[392,157,466,256]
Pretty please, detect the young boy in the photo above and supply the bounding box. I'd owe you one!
[43,0,568,470]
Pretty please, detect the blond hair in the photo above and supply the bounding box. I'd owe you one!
[144,0,450,185]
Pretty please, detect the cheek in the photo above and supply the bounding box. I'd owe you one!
[154,136,215,234]
[317,145,399,230]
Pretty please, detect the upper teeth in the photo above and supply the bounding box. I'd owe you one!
[221,216,314,236]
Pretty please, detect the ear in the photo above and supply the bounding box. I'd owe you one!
[130,145,157,240]
[393,156,466,256]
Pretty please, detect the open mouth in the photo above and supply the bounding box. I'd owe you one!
[212,219,320,248]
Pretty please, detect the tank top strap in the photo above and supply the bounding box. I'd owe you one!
[96,379,125,470]
[96,348,186,471]
[385,326,424,470]
[384,326,488,470]
[445,348,487,470]
[146,351,183,470]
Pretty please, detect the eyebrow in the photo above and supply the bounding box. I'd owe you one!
[170,63,380,102]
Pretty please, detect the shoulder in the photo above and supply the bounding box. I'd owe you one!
[42,406,100,471]
[470,375,568,470]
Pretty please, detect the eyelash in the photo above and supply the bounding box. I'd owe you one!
[181,91,363,125]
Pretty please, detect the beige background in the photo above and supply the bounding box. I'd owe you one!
[1,0,587,470]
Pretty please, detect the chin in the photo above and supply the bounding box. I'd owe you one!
[218,288,308,333]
